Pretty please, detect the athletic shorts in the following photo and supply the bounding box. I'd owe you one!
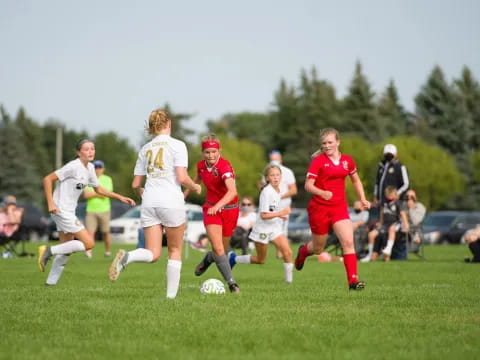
[51,211,84,234]
[85,211,111,233]
[202,204,239,237]
[307,201,350,235]
[249,229,283,245]
[141,207,186,228]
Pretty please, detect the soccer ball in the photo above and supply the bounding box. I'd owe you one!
[200,279,226,295]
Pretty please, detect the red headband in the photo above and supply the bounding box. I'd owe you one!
[201,140,220,150]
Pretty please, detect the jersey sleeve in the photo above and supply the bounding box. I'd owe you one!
[348,156,357,175]
[88,165,100,187]
[54,161,75,182]
[258,188,271,213]
[174,141,188,168]
[306,156,321,180]
[133,149,147,176]
[220,160,235,181]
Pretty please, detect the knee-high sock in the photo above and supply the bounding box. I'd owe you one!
[343,253,359,284]
[51,240,85,255]
[125,248,153,265]
[46,255,70,285]
[235,255,251,264]
[283,262,293,283]
[166,259,182,299]
[213,253,236,285]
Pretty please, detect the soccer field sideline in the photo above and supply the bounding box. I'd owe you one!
[0,243,479,360]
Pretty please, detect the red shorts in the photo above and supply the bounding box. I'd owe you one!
[307,200,350,235]
[202,204,239,237]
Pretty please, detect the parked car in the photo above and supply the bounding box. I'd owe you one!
[439,212,480,244]
[47,201,132,240]
[422,211,466,244]
[288,208,311,243]
[110,203,206,245]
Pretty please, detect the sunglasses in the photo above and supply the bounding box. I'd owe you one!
[242,203,252,206]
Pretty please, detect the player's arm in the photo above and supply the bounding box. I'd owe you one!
[183,175,202,198]
[43,172,59,214]
[260,207,291,220]
[305,178,332,200]
[84,187,105,199]
[281,183,298,200]
[132,175,145,199]
[176,167,201,195]
[94,185,136,206]
[208,178,237,215]
[349,172,370,210]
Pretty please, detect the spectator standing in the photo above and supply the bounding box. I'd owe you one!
[374,144,409,205]
[83,160,113,258]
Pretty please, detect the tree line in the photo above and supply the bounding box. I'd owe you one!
[1,62,479,212]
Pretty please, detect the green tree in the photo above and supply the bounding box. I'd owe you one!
[377,80,408,137]
[0,106,43,205]
[455,66,480,150]
[341,61,380,142]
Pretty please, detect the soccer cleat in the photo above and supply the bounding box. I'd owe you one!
[109,249,128,281]
[349,280,366,291]
[228,251,237,269]
[228,282,240,294]
[37,245,52,272]
[294,245,307,271]
[194,254,213,276]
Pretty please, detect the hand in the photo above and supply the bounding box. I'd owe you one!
[121,196,136,206]
[193,184,202,195]
[321,190,333,201]
[48,204,59,214]
[207,205,221,216]
[361,199,371,210]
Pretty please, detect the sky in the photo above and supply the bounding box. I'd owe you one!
[1,0,479,148]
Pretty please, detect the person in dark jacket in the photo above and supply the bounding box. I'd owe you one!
[374,144,409,205]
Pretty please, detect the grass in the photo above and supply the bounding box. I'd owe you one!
[0,242,479,360]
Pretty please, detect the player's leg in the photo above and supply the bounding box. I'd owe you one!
[165,223,185,299]
[45,232,74,285]
[272,234,293,283]
[333,219,364,290]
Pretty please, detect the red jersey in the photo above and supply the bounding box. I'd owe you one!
[306,153,357,206]
[197,157,238,206]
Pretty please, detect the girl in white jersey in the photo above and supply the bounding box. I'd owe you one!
[38,139,136,285]
[229,165,294,283]
[109,109,201,299]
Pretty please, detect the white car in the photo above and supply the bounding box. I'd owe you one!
[109,203,206,245]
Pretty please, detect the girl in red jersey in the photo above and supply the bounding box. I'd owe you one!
[294,128,370,290]
[188,134,240,293]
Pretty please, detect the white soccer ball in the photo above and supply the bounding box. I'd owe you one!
[200,279,226,295]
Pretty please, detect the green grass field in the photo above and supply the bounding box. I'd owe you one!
[0,243,479,360]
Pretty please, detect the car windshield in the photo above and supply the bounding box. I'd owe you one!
[188,210,203,221]
[423,214,457,227]
[451,215,480,227]
[121,207,141,218]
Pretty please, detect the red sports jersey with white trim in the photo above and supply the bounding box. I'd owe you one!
[197,157,238,206]
[306,153,357,205]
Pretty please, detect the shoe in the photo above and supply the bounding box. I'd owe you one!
[85,250,92,259]
[104,252,111,257]
[464,257,472,263]
[294,245,307,271]
[109,249,128,281]
[37,245,52,272]
[194,254,213,276]
[228,282,240,294]
[382,247,392,257]
[349,280,366,290]
[360,255,371,263]
[228,251,237,269]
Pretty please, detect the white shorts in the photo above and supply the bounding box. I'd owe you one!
[51,211,84,234]
[141,207,186,228]
[249,229,283,245]
[282,217,289,237]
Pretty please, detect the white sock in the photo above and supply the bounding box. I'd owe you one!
[368,243,374,256]
[284,262,293,284]
[46,255,69,285]
[51,240,85,255]
[385,239,394,252]
[236,255,251,264]
[125,248,153,265]
[166,259,182,299]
